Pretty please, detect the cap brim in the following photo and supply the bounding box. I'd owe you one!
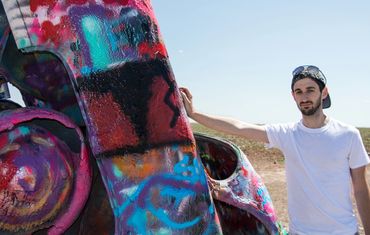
[323,94,331,109]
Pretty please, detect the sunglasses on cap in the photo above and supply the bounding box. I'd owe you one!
[292,65,327,86]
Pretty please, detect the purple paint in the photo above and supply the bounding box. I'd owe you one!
[0,108,91,234]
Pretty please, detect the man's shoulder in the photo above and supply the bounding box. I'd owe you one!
[264,121,297,133]
[329,118,358,133]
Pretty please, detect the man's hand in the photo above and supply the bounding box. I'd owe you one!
[179,87,194,118]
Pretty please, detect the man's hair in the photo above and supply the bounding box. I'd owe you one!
[292,75,325,92]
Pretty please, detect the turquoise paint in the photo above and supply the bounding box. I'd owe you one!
[112,165,123,179]
[9,126,30,141]
[18,38,29,48]
[18,126,31,136]
[157,228,173,235]
[31,35,38,45]
[81,16,111,70]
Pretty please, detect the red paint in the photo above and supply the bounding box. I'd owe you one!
[147,77,192,144]
[138,42,168,59]
[0,135,7,149]
[85,92,139,151]
[40,16,71,46]
[103,0,129,5]
[241,166,248,177]
[30,0,58,12]
[0,162,17,191]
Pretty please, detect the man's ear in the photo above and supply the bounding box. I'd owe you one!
[322,86,329,99]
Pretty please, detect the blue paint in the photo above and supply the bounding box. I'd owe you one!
[105,23,118,52]
[174,155,207,185]
[9,126,30,141]
[208,204,214,214]
[81,16,111,70]
[107,179,114,191]
[127,208,148,235]
[160,186,196,208]
[111,156,208,232]
[80,66,92,76]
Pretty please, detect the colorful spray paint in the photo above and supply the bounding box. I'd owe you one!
[195,133,287,234]
[0,9,84,125]
[0,108,91,234]
[1,0,222,234]
[0,1,289,234]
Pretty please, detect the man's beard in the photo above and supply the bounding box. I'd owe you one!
[298,96,322,116]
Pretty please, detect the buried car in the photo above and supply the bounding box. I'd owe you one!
[0,0,286,234]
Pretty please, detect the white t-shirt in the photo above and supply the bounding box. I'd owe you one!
[265,118,370,235]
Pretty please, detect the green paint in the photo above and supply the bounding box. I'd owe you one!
[82,16,111,70]
[113,165,123,178]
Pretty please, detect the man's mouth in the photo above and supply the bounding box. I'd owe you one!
[300,102,312,108]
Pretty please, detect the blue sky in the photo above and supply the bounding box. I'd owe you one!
[8,0,370,127]
[151,0,370,127]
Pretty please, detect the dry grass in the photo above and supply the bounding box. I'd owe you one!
[192,123,370,234]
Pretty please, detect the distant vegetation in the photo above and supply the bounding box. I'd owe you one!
[359,128,370,154]
[192,123,370,158]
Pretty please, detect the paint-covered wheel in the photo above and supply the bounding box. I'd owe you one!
[195,133,287,235]
[0,108,91,235]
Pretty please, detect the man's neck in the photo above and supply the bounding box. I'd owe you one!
[301,112,328,129]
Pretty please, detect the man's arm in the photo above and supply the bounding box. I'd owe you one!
[179,87,269,143]
[351,165,370,235]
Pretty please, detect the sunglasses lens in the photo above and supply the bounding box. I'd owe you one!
[292,66,304,76]
[307,66,320,74]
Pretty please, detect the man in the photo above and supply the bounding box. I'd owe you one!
[180,65,370,235]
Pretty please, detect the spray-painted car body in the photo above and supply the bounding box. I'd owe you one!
[0,1,286,234]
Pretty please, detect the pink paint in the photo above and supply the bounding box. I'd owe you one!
[0,108,91,234]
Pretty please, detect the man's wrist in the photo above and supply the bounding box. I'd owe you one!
[188,111,196,120]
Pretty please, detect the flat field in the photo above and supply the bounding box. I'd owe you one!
[192,123,370,234]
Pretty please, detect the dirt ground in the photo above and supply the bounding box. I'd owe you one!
[248,153,369,235]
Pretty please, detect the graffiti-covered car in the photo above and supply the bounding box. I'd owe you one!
[0,1,286,234]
